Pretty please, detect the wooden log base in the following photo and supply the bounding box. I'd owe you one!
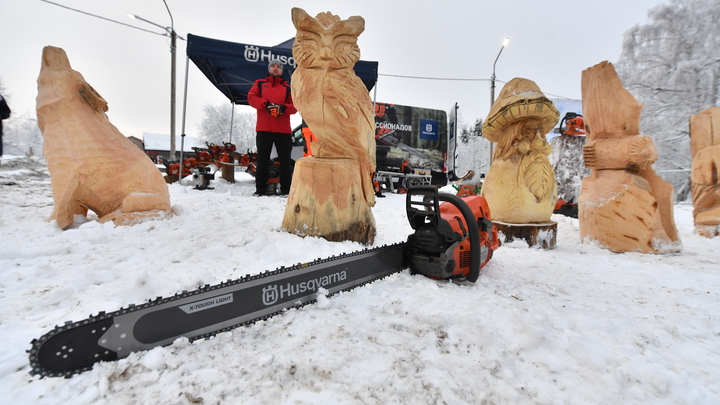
[495,221,557,250]
[282,157,376,245]
[221,157,235,183]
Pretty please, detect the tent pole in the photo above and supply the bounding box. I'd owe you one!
[178,54,190,184]
[229,102,235,144]
[372,73,377,112]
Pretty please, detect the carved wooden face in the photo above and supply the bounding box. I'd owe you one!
[37,46,108,115]
[516,119,549,155]
[291,8,364,70]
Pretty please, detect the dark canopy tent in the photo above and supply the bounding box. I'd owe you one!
[186,33,379,106]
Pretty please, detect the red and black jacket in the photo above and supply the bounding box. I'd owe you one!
[248,76,297,134]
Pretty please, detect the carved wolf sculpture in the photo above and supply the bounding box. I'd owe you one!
[36,46,172,229]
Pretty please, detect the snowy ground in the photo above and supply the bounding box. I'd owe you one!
[1,155,719,404]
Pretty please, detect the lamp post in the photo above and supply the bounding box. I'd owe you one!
[488,37,509,166]
[127,2,178,161]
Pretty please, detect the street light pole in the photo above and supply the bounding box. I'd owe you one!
[164,0,177,163]
[489,37,509,167]
[127,1,178,161]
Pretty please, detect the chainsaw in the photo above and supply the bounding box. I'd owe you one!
[553,112,585,136]
[28,186,499,378]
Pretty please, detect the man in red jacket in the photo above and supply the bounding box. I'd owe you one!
[248,59,297,196]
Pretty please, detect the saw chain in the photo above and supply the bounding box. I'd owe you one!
[28,243,408,378]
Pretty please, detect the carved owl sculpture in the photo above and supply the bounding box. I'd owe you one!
[290,7,376,206]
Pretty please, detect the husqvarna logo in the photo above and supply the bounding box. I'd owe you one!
[419,119,439,140]
[262,285,279,305]
[243,45,297,68]
[260,271,347,306]
[244,45,260,62]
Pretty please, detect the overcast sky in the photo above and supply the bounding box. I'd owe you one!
[1,0,669,140]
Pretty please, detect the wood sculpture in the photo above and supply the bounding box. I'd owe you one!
[282,8,376,245]
[481,78,560,248]
[37,46,172,229]
[578,61,680,253]
[688,107,720,237]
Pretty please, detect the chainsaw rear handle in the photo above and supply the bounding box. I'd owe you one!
[406,186,482,282]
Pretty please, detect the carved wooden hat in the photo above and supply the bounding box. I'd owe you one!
[482,78,560,142]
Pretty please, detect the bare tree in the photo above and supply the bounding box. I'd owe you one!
[616,0,720,200]
[455,117,490,176]
[198,103,257,153]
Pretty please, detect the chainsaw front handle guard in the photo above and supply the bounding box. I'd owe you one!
[406,186,482,283]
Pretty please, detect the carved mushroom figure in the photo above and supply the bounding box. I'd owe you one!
[480,78,561,248]
[482,78,560,224]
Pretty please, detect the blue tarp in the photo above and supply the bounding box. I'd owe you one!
[186,33,379,106]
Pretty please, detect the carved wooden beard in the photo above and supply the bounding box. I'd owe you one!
[495,119,555,203]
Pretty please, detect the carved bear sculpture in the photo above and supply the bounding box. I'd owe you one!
[578,61,679,253]
[36,46,172,229]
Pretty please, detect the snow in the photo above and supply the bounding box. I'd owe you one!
[1,155,719,404]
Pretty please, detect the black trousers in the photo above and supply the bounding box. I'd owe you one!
[255,131,292,193]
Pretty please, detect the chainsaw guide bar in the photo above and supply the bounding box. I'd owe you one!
[28,243,408,378]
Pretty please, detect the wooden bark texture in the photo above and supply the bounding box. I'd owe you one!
[36,46,171,229]
[481,78,560,224]
[578,61,680,253]
[221,158,235,183]
[495,221,557,249]
[282,157,376,245]
[689,107,720,237]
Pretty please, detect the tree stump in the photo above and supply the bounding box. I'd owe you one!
[495,221,557,249]
[282,157,376,245]
[221,157,235,183]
